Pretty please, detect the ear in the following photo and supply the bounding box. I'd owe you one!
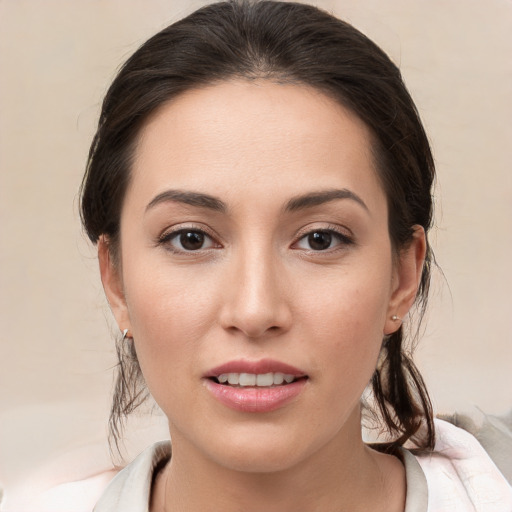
[383,226,426,335]
[98,236,132,335]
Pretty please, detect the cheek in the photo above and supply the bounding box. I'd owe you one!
[121,258,223,396]
[301,265,391,391]
[302,263,391,342]
[124,250,220,332]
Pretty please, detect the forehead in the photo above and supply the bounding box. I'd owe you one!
[129,80,385,211]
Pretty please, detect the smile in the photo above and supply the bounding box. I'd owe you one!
[204,359,308,412]
[214,372,297,387]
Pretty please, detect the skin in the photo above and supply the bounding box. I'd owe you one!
[99,80,426,512]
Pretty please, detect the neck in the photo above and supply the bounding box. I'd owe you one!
[158,410,406,512]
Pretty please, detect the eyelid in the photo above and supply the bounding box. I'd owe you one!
[294,223,354,241]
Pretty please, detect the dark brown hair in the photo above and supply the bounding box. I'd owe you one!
[80,0,435,457]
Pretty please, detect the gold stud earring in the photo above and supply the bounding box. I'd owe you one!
[122,328,132,340]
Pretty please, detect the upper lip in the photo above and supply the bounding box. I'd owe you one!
[204,358,307,378]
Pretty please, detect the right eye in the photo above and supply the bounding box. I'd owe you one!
[159,229,218,253]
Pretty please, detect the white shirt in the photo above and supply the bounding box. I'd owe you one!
[3,417,510,511]
[93,419,512,512]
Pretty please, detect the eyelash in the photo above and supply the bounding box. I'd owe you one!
[157,224,354,254]
[293,225,354,253]
[157,225,220,254]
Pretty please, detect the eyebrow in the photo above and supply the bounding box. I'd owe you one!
[145,188,368,214]
[146,190,227,213]
[284,188,369,213]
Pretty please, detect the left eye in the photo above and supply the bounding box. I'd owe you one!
[162,229,216,252]
[295,230,349,251]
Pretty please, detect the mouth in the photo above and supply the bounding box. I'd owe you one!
[209,372,307,387]
[204,358,308,387]
[203,359,308,412]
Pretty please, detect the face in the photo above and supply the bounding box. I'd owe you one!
[100,80,424,473]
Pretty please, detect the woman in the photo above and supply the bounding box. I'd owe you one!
[80,1,512,511]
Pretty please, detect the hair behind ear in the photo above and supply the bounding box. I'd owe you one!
[370,328,435,452]
[109,334,149,464]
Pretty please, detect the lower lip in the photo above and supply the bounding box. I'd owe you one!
[204,379,307,413]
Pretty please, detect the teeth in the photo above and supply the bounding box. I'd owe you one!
[273,372,284,385]
[216,372,297,387]
[227,373,239,385]
[256,373,273,386]
[239,373,256,386]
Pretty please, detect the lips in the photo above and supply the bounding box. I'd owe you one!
[203,359,308,412]
[205,358,307,379]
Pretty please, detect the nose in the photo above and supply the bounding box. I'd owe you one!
[219,246,292,340]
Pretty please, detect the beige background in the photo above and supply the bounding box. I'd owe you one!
[0,0,511,499]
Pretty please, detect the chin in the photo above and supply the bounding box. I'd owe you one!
[202,424,326,474]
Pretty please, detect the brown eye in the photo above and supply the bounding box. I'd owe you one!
[295,229,353,252]
[160,228,217,253]
[308,231,332,251]
[180,231,205,250]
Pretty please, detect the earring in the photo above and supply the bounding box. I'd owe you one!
[122,328,132,340]
[391,315,401,321]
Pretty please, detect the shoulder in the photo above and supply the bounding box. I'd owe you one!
[413,415,512,512]
[94,441,171,512]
